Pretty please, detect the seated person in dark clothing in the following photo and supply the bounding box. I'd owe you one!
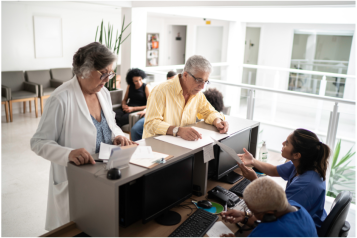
[114,68,150,127]
[220,177,318,237]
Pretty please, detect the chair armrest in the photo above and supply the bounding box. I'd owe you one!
[129,111,142,131]
[2,85,11,100]
[50,79,64,88]
[23,81,39,96]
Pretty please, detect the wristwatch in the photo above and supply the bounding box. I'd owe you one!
[173,127,180,137]
[241,216,250,225]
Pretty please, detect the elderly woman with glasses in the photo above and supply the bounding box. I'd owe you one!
[143,55,229,140]
[31,42,135,231]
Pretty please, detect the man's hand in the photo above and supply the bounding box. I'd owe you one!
[240,163,258,181]
[220,233,235,237]
[238,148,255,166]
[137,111,146,118]
[213,118,229,134]
[177,127,202,141]
[68,148,96,165]
[221,210,245,224]
[113,135,136,146]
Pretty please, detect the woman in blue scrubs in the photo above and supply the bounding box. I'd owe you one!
[238,128,330,228]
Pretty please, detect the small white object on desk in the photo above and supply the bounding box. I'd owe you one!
[98,142,120,160]
[206,221,233,237]
[106,146,137,170]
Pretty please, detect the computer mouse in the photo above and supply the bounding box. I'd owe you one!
[107,168,121,180]
[197,200,212,209]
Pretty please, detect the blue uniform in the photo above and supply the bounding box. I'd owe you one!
[249,200,318,237]
[277,161,327,227]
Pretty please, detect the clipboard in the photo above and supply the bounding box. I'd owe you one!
[129,151,173,169]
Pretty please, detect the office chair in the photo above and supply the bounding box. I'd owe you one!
[318,191,352,237]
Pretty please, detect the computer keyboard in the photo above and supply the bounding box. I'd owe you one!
[169,209,218,237]
[229,178,251,197]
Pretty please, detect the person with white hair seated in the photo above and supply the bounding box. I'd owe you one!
[143,55,229,140]
[220,177,318,237]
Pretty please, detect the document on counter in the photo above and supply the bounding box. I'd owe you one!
[98,142,120,160]
[154,135,213,150]
[203,143,215,163]
[191,126,230,141]
[211,137,243,165]
[130,151,173,169]
[206,221,233,237]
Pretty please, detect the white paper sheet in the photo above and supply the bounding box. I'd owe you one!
[131,146,154,160]
[154,135,213,150]
[211,137,243,164]
[192,126,230,141]
[98,142,121,160]
[207,221,233,237]
[203,143,215,163]
[130,151,170,168]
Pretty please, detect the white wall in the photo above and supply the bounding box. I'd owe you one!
[1,1,122,114]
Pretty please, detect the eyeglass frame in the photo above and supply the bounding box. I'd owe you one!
[97,70,116,80]
[187,72,210,85]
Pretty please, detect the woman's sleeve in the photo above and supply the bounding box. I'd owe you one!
[276,161,295,180]
[30,96,72,167]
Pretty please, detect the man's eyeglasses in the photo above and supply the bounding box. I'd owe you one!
[97,70,116,80]
[187,72,210,85]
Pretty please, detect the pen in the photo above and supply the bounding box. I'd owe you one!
[95,160,104,163]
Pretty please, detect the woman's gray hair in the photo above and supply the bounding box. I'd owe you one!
[183,55,212,75]
[243,177,289,213]
[72,42,117,78]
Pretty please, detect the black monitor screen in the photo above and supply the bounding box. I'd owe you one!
[217,129,251,179]
[142,155,194,223]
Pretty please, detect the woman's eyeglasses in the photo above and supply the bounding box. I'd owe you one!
[187,72,210,85]
[97,70,116,80]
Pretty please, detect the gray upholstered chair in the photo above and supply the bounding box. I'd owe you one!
[111,89,123,110]
[2,71,39,122]
[50,68,73,82]
[1,85,11,122]
[25,70,63,115]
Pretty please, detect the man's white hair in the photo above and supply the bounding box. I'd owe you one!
[243,177,288,213]
[183,55,212,75]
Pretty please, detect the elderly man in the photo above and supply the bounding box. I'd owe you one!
[143,55,229,140]
[220,177,317,237]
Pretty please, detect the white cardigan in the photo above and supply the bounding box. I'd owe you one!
[31,75,124,231]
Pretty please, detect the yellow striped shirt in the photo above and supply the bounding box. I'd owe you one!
[143,75,224,139]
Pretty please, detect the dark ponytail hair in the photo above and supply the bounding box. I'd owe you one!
[290,129,330,180]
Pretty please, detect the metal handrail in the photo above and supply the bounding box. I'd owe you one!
[142,62,355,79]
[209,79,355,105]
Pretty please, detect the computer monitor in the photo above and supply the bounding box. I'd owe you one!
[142,155,194,225]
[211,129,251,184]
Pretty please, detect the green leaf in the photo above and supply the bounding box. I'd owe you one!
[335,149,356,168]
[331,139,341,168]
[95,26,98,42]
[120,32,131,44]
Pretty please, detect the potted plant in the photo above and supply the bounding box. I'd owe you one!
[95,16,131,106]
[327,139,355,203]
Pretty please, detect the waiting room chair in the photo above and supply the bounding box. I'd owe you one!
[111,89,123,111]
[318,191,352,237]
[2,71,39,122]
[25,70,63,115]
[1,85,11,122]
[50,68,73,82]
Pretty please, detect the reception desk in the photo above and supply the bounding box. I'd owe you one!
[67,116,259,237]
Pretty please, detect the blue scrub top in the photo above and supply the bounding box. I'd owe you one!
[249,200,318,237]
[277,161,327,227]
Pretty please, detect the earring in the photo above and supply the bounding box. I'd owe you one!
[81,76,84,79]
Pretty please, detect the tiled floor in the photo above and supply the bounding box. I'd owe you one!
[1,112,355,236]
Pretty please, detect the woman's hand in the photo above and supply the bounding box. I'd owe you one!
[113,135,136,146]
[240,163,258,181]
[69,148,96,165]
[238,148,255,166]
[123,107,135,113]
[122,104,128,110]
[221,210,245,224]
[137,111,146,118]
[220,233,235,237]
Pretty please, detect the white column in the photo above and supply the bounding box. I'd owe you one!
[344,35,355,100]
[225,21,246,117]
[121,8,147,95]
